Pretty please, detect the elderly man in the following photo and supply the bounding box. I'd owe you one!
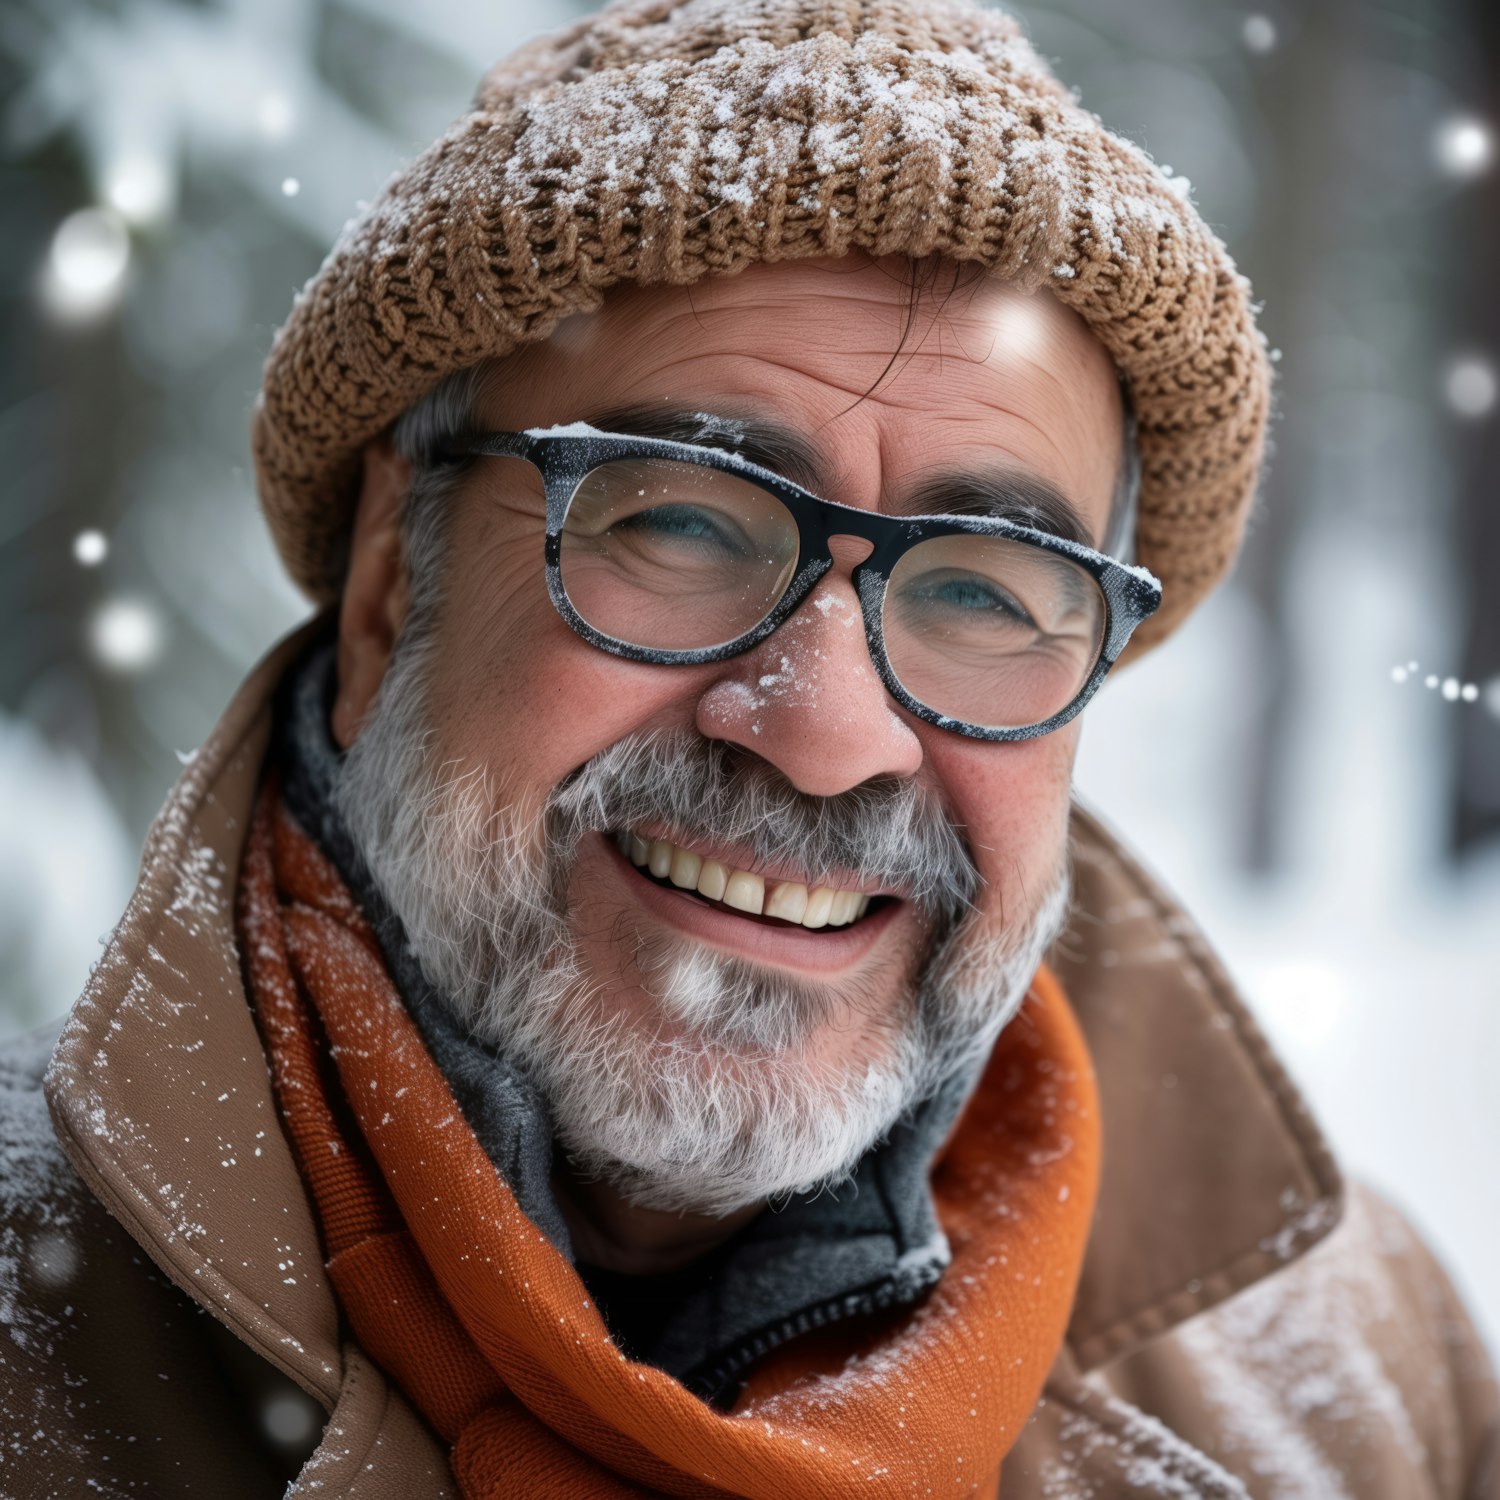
[4,0,1497,1495]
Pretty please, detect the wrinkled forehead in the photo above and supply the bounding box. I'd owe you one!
[471,254,1126,542]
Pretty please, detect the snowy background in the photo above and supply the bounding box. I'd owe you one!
[1,0,1497,1356]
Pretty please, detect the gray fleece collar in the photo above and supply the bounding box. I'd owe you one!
[273,633,976,1403]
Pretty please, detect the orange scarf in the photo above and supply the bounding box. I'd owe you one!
[237,780,1100,1498]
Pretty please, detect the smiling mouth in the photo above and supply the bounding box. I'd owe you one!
[612,830,888,931]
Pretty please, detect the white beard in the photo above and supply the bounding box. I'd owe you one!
[334,624,1071,1217]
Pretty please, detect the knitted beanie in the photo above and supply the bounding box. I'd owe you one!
[252,0,1272,652]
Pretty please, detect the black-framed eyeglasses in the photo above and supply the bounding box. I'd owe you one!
[442,426,1161,742]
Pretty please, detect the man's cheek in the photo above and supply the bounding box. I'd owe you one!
[446,551,553,684]
[938,740,1075,899]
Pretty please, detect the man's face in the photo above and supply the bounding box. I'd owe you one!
[333,253,1123,1215]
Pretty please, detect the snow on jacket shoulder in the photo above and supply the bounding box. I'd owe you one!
[0,1018,322,1495]
[1056,1178,1500,1499]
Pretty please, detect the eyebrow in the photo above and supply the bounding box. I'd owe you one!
[582,402,828,493]
[887,472,1096,547]
[580,402,1096,547]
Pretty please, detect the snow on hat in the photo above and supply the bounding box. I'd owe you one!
[252,0,1271,653]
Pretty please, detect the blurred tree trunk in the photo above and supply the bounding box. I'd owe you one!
[1233,0,1353,875]
[1451,0,1500,857]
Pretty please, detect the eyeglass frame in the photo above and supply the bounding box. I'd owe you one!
[440,425,1163,743]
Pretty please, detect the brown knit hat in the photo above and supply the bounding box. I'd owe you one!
[252,0,1271,652]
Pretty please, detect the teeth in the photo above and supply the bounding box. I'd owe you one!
[620,831,875,929]
[723,871,765,916]
[801,888,835,929]
[828,889,859,926]
[764,882,809,924]
[668,846,702,890]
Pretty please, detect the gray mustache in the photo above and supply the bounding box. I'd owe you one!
[546,728,980,922]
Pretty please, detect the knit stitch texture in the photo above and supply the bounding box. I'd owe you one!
[252,0,1273,651]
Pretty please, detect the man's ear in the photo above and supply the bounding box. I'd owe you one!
[332,435,412,749]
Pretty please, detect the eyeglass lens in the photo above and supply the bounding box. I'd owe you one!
[560,457,800,651]
[558,457,1107,731]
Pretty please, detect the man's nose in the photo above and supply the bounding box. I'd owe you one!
[694,547,924,796]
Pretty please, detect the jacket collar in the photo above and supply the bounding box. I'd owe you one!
[44,617,1344,1402]
[1052,804,1344,1369]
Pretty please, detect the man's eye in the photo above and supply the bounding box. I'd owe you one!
[615,504,744,550]
[902,572,1037,626]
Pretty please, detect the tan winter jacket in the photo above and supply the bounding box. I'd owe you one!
[2,617,1496,1499]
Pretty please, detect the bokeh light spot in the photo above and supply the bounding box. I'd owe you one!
[89,599,164,673]
[44,208,131,321]
[1241,15,1277,53]
[1445,356,1497,419]
[262,1391,321,1446]
[104,154,171,224]
[73,530,108,567]
[1435,116,1493,178]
